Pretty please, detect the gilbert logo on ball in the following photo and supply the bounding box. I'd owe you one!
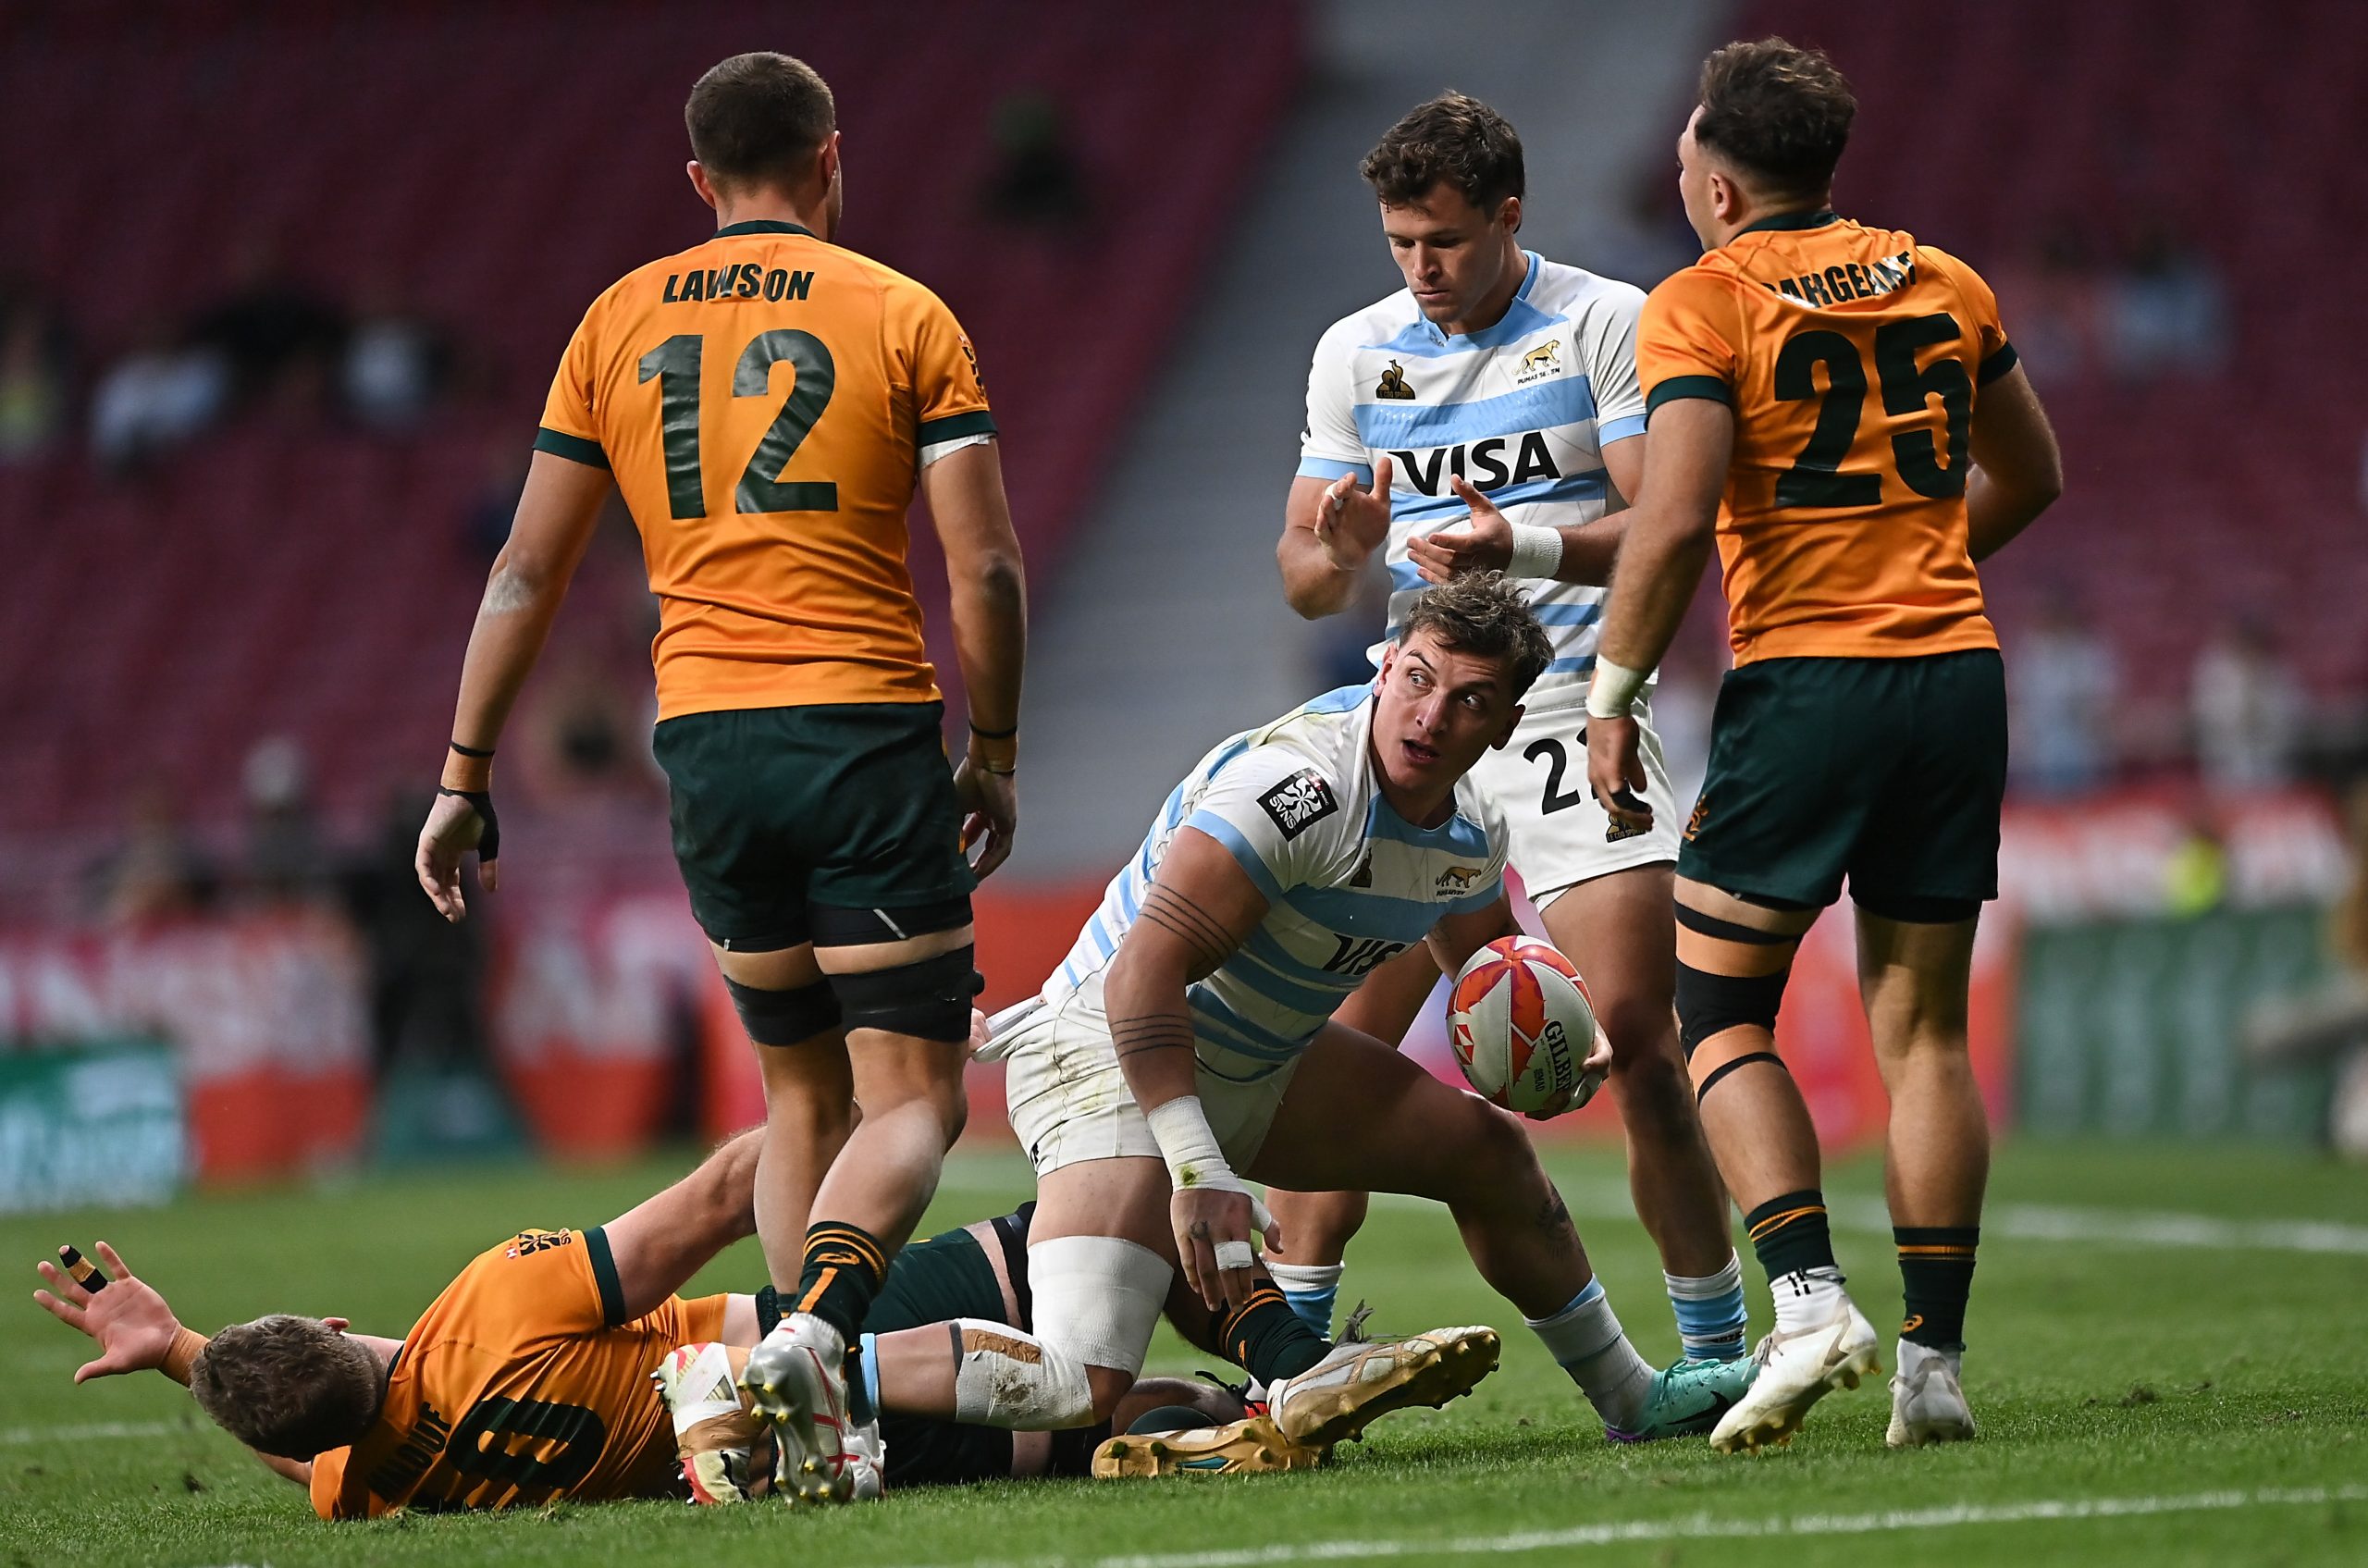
[1449,936,1603,1116]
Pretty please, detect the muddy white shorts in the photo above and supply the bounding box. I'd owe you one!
[986,980,1300,1179]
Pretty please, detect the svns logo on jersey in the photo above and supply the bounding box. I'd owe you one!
[1258,769,1339,840]
[1515,338,1562,384]
[1374,360,1416,401]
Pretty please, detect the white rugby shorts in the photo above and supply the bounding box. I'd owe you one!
[990,978,1298,1179]
[1466,685,1679,910]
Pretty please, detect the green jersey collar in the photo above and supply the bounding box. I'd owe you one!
[1733,208,1840,238]
[714,219,816,239]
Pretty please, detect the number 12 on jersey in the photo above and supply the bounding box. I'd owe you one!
[638,329,840,520]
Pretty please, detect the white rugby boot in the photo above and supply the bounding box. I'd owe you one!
[653,1341,769,1503]
[1886,1339,1977,1448]
[1267,1325,1500,1450]
[739,1312,857,1504]
[1709,1286,1881,1454]
[841,1416,889,1500]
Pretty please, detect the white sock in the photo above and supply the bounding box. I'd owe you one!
[1771,1266,1849,1338]
[1264,1261,1344,1337]
[1896,1338,1960,1379]
[1524,1278,1654,1433]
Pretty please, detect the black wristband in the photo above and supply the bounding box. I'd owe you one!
[968,721,1018,740]
[449,740,496,759]
[436,785,501,860]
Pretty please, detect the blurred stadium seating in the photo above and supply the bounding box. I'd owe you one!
[0,0,1301,861]
[1743,0,2368,718]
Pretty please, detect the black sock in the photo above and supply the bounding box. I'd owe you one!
[1894,1227,1979,1352]
[1220,1279,1332,1385]
[1745,1190,1837,1280]
[794,1222,890,1344]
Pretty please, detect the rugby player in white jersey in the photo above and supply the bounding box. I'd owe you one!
[1270,93,1745,1372]
[844,576,1751,1449]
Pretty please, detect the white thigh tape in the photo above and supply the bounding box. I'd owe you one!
[1027,1233,1171,1377]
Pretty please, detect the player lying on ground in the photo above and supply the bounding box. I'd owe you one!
[811,576,1750,1469]
[1271,88,1745,1376]
[1584,40,2062,1452]
[28,1138,1370,1512]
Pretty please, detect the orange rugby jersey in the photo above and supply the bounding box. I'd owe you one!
[536,219,995,717]
[308,1227,726,1517]
[1635,212,2016,663]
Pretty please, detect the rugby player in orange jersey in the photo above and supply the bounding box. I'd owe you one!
[412,51,1028,1502]
[28,1128,1290,1513]
[1583,39,2062,1452]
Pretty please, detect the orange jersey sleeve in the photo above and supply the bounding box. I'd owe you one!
[310,1228,721,1518]
[532,220,999,718]
[1641,215,2012,664]
[1636,265,1749,414]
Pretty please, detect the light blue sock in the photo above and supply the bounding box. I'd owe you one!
[1264,1261,1343,1338]
[1524,1277,1653,1431]
[1666,1253,1748,1362]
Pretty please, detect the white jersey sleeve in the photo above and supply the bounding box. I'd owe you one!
[1575,279,1650,449]
[1178,744,1355,903]
[1296,316,1374,485]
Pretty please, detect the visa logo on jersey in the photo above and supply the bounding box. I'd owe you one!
[1386,432,1563,497]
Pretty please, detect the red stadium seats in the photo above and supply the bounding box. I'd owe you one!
[0,1,1301,833]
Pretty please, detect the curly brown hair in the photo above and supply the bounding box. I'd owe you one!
[1695,38,1856,201]
[1360,92,1524,215]
[190,1315,385,1459]
[1400,571,1553,698]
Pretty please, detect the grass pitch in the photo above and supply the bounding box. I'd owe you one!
[3,1139,2363,1567]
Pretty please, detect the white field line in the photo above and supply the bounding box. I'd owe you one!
[0,1419,182,1446]
[935,1161,2368,1258]
[888,1485,2368,1568]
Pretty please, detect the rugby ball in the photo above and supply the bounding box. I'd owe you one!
[1449,936,1603,1116]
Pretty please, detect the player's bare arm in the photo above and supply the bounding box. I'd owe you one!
[598,1127,764,1335]
[1277,456,1395,618]
[1409,434,1646,586]
[31,1241,358,1488]
[920,438,1027,875]
[1584,399,1734,833]
[1100,827,1284,1312]
[1963,363,2063,562]
[416,451,614,920]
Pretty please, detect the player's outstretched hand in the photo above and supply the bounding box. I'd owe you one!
[32,1242,179,1384]
[415,788,500,922]
[954,757,1018,878]
[1585,716,1653,836]
[1172,1185,1283,1315]
[1314,454,1395,571]
[1408,475,1514,583]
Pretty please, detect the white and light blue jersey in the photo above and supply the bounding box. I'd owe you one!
[1045,685,1510,1078]
[1298,253,1650,696]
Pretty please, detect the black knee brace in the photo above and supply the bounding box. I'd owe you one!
[1673,959,1792,1056]
[831,945,981,1043]
[725,976,843,1046]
